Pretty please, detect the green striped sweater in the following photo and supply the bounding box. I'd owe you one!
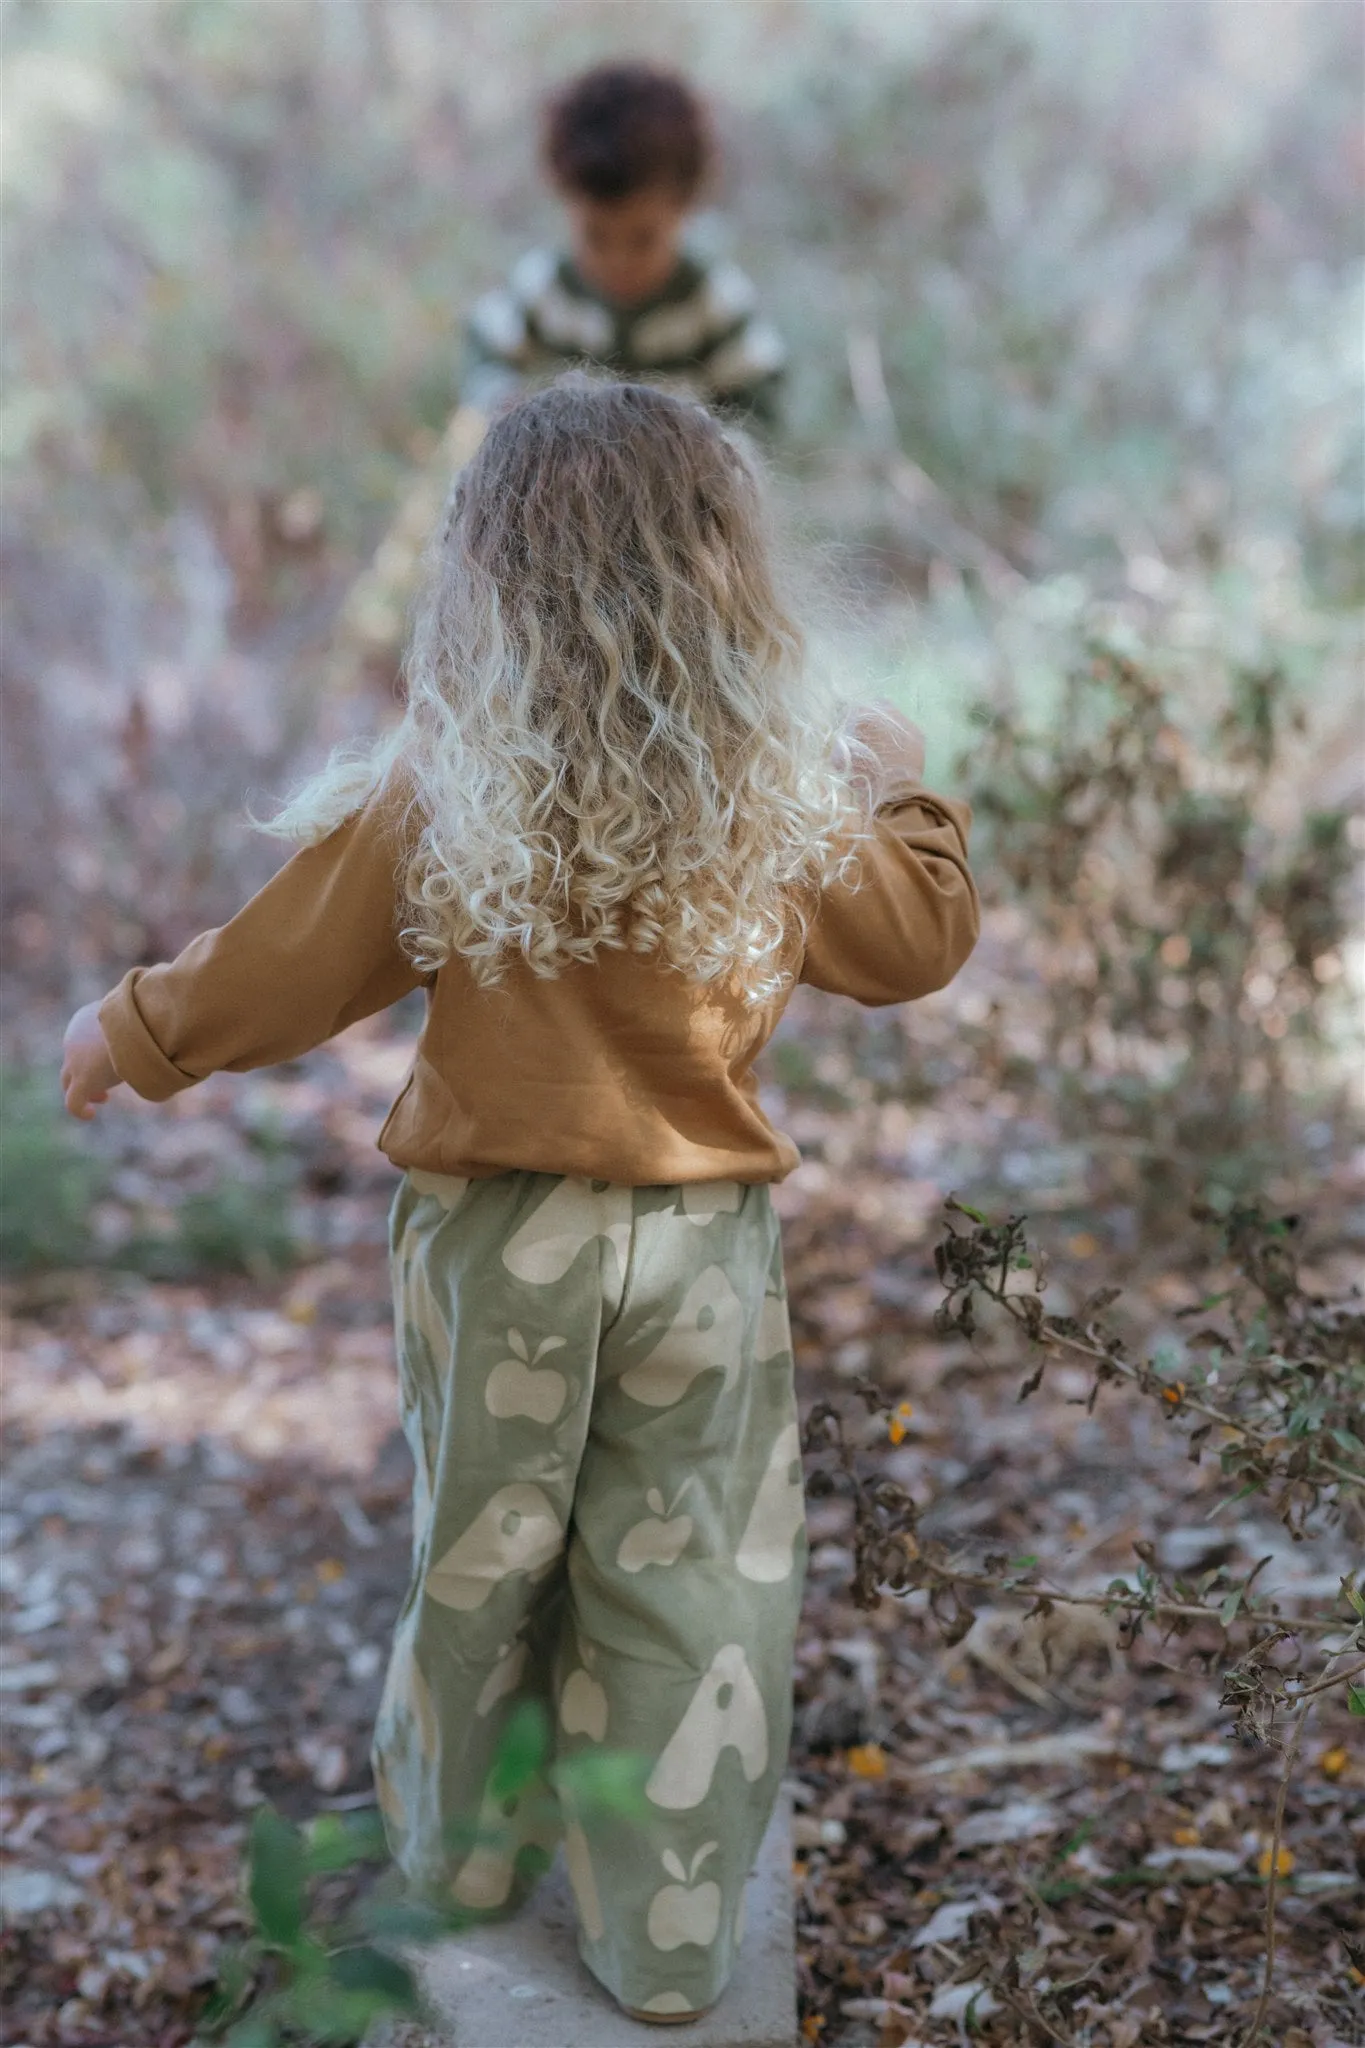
[462,247,786,427]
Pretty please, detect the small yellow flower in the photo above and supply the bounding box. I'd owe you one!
[1171,1825,1200,1847]
[1068,1232,1099,1258]
[1257,1844,1295,1879]
[802,2016,826,2041]
[887,1401,913,1446]
[1162,1382,1185,1405]
[847,1743,888,1779]
[1319,1746,1348,1780]
[316,1558,346,1584]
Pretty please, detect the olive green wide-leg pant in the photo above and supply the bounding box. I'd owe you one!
[371,1168,807,2018]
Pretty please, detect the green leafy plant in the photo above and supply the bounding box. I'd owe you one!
[0,1065,299,1281]
[128,1170,299,1282]
[198,1702,650,2046]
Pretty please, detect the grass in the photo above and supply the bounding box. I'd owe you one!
[0,1068,108,1274]
[0,1066,299,1281]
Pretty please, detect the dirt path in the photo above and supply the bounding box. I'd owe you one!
[2,1012,1361,2046]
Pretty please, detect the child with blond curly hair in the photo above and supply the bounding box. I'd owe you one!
[63,380,978,2026]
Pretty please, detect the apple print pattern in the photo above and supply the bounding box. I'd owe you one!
[484,1327,570,1423]
[735,1420,806,1582]
[375,1169,804,2017]
[500,1177,632,1286]
[616,1484,694,1572]
[425,1482,563,1610]
[647,1842,722,1949]
[646,1643,770,1809]
[559,1664,609,1740]
[474,1635,530,1717]
[617,1265,745,1407]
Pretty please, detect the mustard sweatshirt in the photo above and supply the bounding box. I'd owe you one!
[99,776,979,1186]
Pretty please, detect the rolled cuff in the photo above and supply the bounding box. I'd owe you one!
[98,969,201,1103]
[876,784,972,844]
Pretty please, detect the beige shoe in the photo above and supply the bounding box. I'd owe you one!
[619,1999,717,2026]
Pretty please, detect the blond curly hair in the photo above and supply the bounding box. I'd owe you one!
[269,380,871,1003]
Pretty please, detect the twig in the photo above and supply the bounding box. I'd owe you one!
[1237,1696,1308,2047]
[845,326,1031,591]
[901,1559,1346,1637]
[1293,1655,1365,1701]
[987,1978,1079,2047]
[949,1259,1364,1494]
[934,1198,1365,1499]
[805,1394,1349,1637]
[1000,1308,1363,1491]
[1238,1647,1349,2047]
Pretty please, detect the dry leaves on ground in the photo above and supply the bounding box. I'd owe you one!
[2,1007,1362,2046]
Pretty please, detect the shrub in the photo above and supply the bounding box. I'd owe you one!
[0,1067,298,1281]
[0,1067,107,1273]
[959,638,1356,1219]
[803,1191,1364,2040]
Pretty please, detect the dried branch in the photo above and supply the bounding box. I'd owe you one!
[801,1190,1363,2039]
[1235,1647,1356,2048]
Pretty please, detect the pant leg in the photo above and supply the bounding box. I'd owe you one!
[372,1168,632,1913]
[553,1182,806,2015]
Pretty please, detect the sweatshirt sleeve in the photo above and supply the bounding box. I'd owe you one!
[98,782,426,1102]
[799,783,980,1006]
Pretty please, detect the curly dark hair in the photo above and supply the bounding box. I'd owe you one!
[543,63,713,203]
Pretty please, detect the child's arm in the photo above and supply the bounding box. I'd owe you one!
[64,779,426,1119]
[460,255,550,415]
[801,705,980,1005]
[705,321,786,430]
[696,266,787,430]
[61,1006,121,1120]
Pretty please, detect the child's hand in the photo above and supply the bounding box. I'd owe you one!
[849,700,927,800]
[61,1003,121,1121]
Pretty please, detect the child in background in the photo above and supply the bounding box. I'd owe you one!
[464,62,787,427]
[62,382,977,2025]
[330,65,780,705]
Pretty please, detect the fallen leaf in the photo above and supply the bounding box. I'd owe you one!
[1159,1741,1234,1771]
[846,1743,887,1779]
[905,1726,1120,1778]
[910,1891,1003,1947]
[0,1867,85,1919]
[928,1980,1000,2020]
[954,1799,1058,1848]
[1146,1845,1243,1878]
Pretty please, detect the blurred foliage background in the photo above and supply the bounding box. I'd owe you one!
[1,0,1361,1218]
